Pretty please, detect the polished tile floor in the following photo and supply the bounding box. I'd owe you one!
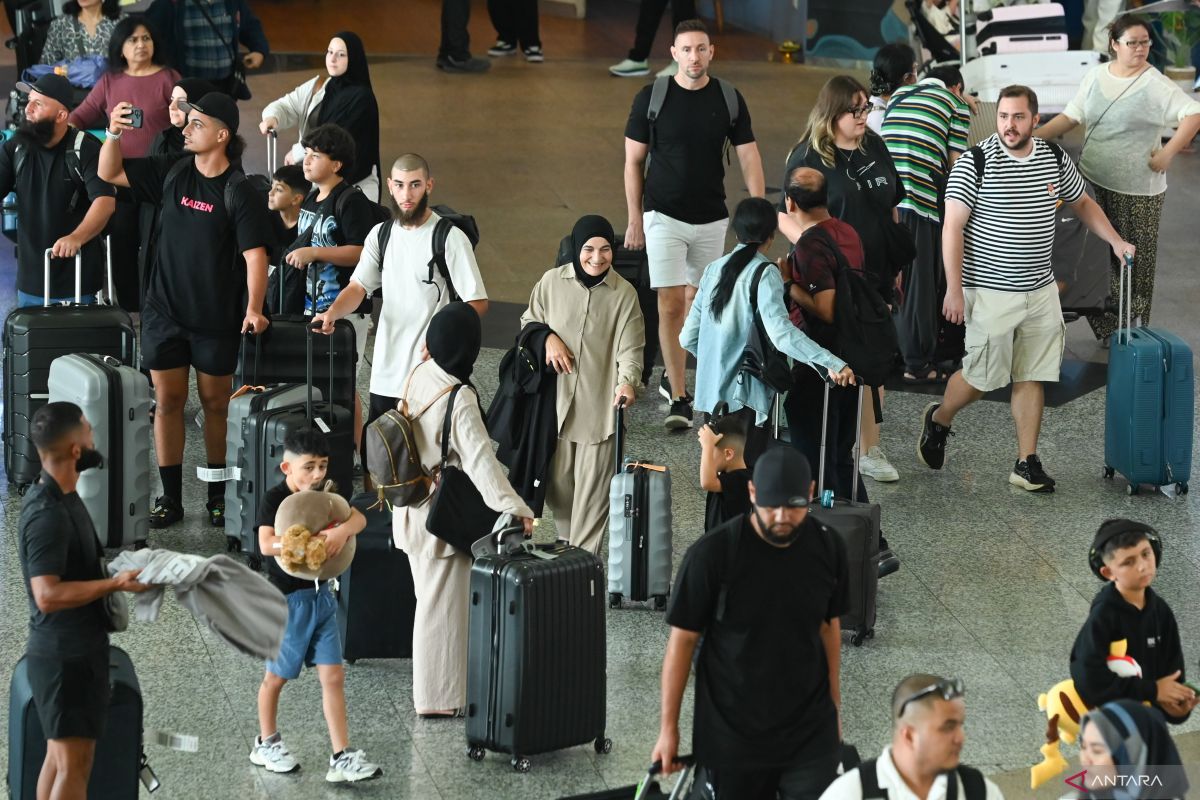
[2,28,1200,800]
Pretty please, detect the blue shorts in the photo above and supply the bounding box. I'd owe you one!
[16,290,97,308]
[266,584,342,680]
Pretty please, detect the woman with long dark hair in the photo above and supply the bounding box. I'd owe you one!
[682,197,853,464]
[866,42,916,134]
[260,32,381,201]
[40,0,121,64]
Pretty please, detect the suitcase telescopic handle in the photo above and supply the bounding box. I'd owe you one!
[42,248,83,307]
[305,265,335,429]
[266,128,277,175]
[1118,252,1134,345]
[816,376,865,507]
[614,396,627,476]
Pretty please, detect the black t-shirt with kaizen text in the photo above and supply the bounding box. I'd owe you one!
[126,154,274,334]
[625,78,755,225]
[667,514,849,770]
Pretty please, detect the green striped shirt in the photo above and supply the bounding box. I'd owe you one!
[880,80,970,223]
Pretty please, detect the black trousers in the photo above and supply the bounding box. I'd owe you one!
[487,0,541,48]
[629,0,697,61]
[695,752,839,800]
[784,368,868,504]
[440,0,473,60]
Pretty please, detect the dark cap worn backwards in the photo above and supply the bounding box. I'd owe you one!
[178,92,239,134]
[15,74,74,110]
[751,447,812,508]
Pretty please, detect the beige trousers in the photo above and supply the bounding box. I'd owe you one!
[403,548,472,712]
[545,435,616,556]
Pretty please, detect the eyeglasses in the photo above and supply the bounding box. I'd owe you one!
[1117,39,1152,49]
[846,104,870,119]
[897,677,965,718]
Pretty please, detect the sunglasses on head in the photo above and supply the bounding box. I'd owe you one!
[897,677,965,717]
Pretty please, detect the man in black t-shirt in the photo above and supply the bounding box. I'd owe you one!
[18,402,150,800]
[0,74,116,306]
[652,447,848,800]
[623,18,763,431]
[99,92,274,531]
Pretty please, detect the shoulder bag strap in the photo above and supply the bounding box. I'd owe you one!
[713,520,742,623]
[187,0,237,63]
[1079,67,1148,156]
[858,758,888,799]
[956,766,986,800]
[438,384,463,473]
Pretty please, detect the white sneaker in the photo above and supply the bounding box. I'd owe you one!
[249,734,299,774]
[326,748,382,783]
[860,446,900,482]
[609,58,649,77]
[656,62,677,77]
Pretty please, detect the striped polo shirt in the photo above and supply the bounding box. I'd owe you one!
[944,134,1086,293]
[880,79,970,223]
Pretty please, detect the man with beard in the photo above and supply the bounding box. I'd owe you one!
[651,447,848,800]
[311,153,488,453]
[98,92,273,530]
[18,402,151,800]
[818,674,1004,800]
[916,85,1134,494]
[0,74,116,306]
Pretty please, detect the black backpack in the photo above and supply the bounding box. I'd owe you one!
[373,204,479,302]
[858,758,986,800]
[646,74,740,165]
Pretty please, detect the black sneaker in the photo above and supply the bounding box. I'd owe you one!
[206,496,226,527]
[148,495,183,529]
[487,40,517,57]
[916,402,953,470]
[436,54,490,73]
[523,46,544,63]
[658,371,693,404]
[665,398,693,430]
[1010,454,1056,493]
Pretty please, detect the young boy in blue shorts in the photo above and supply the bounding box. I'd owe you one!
[249,427,381,782]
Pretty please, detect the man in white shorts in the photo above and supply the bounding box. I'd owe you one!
[916,86,1133,492]
[623,18,763,430]
[310,153,488,479]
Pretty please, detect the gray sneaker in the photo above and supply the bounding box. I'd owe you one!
[609,58,649,77]
[249,734,299,774]
[326,748,382,783]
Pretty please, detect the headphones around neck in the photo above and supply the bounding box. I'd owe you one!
[1088,519,1162,580]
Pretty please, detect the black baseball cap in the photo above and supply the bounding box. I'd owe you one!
[751,448,813,508]
[178,92,239,134]
[15,74,73,110]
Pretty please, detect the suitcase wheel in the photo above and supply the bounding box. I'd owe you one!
[594,737,612,755]
[226,535,242,553]
[608,593,622,609]
[653,595,668,611]
[851,627,875,647]
[1178,482,1189,496]
[1102,466,1115,480]
[466,746,486,762]
[345,658,357,666]
[1127,484,1139,496]
[15,482,29,497]
[510,756,531,773]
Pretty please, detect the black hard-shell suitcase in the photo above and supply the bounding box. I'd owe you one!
[3,250,134,491]
[810,383,880,646]
[466,541,610,772]
[561,757,696,800]
[7,645,145,800]
[338,492,417,662]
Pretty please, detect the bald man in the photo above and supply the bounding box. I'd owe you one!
[819,674,1004,800]
[312,153,489,470]
[18,402,150,800]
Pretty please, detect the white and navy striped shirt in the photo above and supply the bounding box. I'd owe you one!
[945,134,1085,292]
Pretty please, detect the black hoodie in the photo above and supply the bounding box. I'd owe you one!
[1069,583,1190,724]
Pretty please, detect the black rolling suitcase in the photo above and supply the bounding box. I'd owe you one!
[3,249,134,491]
[228,324,354,569]
[7,645,147,800]
[466,541,610,772]
[810,383,880,647]
[338,492,417,662]
[562,757,696,800]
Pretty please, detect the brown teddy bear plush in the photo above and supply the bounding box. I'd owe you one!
[273,490,356,580]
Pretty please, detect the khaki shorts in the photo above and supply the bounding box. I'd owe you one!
[643,210,728,289]
[961,283,1065,392]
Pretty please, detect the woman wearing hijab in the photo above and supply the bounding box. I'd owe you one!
[260,31,381,201]
[519,215,645,556]
[392,303,534,718]
[1073,700,1189,799]
[145,77,216,158]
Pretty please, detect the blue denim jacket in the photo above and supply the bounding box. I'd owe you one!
[680,245,847,425]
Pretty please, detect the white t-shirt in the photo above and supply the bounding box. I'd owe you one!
[350,211,486,397]
[1063,64,1200,197]
[819,747,1006,800]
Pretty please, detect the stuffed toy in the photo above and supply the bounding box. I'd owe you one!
[273,489,356,581]
[1030,640,1142,788]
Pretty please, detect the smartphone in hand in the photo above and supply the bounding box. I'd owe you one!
[128,107,143,129]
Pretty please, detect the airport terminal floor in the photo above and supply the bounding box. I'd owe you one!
[1,0,1200,797]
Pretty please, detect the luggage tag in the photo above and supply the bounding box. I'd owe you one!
[150,730,199,753]
[196,466,239,482]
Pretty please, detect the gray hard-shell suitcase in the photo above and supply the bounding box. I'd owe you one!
[465,540,610,772]
[607,401,673,609]
[7,645,146,800]
[47,353,151,548]
[810,382,880,646]
[3,247,133,492]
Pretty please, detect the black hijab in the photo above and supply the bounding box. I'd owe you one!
[317,31,380,187]
[427,302,481,384]
[1079,700,1188,799]
[570,215,615,289]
